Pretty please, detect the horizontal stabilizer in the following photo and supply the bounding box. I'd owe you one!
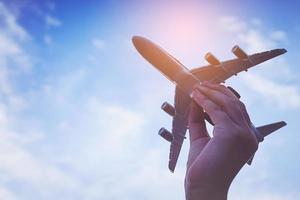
[246,121,286,165]
[256,121,287,137]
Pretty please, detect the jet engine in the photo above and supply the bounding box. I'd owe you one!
[158,128,173,142]
[161,102,175,116]
[232,45,248,59]
[205,52,221,65]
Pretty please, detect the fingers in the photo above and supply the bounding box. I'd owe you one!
[194,83,248,127]
[202,82,252,126]
[202,82,238,99]
[191,90,232,126]
[188,101,209,142]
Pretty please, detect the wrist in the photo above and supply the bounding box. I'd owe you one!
[185,180,228,200]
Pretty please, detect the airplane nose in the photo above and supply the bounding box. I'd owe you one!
[132,36,138,44]
[132,36,144,46]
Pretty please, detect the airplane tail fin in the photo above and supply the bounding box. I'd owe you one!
[246,121,287,165]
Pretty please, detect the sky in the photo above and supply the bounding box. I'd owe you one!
[0,0,299,199]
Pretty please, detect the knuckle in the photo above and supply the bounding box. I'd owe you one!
[231,125,259,150]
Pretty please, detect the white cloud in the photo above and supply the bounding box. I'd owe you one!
[0,187,17,200]
[270,30,287,42]
[29,67,184,199]
[0,44,183,198]
[0,130,80,190]
[0,4,33,119]
[0,3,83,199]
[0,3,28,40]
[219,16,287,52]
[242,73,300,109]
[45,15,62,28]
[0,3,32,72]
[219,16,247,33]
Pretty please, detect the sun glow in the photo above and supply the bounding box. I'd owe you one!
[147,3,216,47]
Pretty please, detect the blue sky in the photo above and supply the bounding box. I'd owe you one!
[0,0,299,199]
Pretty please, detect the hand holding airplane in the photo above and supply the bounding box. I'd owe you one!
[185,85,258,199]
[132,36,287,172]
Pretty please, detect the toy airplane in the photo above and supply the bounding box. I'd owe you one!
[132,36,287,172]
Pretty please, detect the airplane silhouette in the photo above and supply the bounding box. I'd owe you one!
[132,36,287,172]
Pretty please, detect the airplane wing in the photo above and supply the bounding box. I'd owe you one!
[191,48,287,83]
[168,87,190,172]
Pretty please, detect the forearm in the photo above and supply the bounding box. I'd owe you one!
[185,180,228,200]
